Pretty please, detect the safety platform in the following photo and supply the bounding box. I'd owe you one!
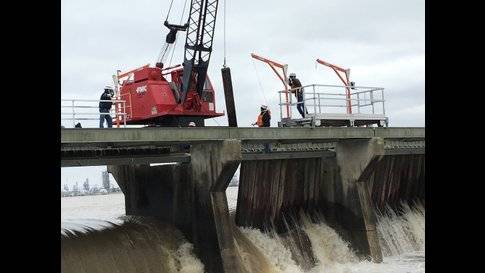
[277,84,389,127]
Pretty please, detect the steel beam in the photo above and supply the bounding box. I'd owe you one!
[383,147,425,156]
[242,151,334,161]
[61,153,191,167]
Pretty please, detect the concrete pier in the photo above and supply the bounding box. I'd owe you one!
[109,140,243,273]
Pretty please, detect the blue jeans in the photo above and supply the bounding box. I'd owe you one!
[264,143,271,153]
[99,108,112,128]
[297,95,306,118]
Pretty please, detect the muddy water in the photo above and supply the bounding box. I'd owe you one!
[61,189,424,273]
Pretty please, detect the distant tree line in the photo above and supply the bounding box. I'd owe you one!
[61,177,121,198]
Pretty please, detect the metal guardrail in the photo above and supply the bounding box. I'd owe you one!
[277,84,386,121]
[61,99,128,128]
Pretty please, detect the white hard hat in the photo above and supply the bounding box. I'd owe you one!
[105,85,114,90]
[289,73,296,77]
[188,122,196,127]
[261,105,268,110]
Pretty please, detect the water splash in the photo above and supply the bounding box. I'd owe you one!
[376,202,425,257]
[61,218,122,237]
[61,196,424,273]
[232,225,280,273]
[61,217,204,273]
[239,227,302,273]
[236,204,425,273]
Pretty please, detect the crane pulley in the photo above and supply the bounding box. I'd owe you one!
[158,0,220,104]
[164,21,189,44]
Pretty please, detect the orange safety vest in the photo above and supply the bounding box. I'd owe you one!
[256,114,263,127]
[256,110,271,127]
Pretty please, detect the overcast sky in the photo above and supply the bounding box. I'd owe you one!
[61,0,424,188]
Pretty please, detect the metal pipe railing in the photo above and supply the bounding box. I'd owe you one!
[278,97,384,104]
[277,84,386,120]
[357,93,361,113]
[312,85,316,115]
[61,112,128,116]
[61,99,126,103]
[61,99,128,128]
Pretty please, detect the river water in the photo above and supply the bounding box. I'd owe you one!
[61,188,424,273]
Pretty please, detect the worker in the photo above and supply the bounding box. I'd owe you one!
[179,121,197,151]
[99,85,114,128]
[288,73,307,118]
[251,105,272,152]
[252,105,271,127]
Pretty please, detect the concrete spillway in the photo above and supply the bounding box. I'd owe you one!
[236,140,425,265]
[61,127,425,273]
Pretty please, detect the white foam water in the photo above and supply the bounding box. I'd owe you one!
[376,202,425,257]
[239,227,303,273]
[61,190,424,273]
[237,203,425,273]
[174,242,205,273]
[61,218,205,273]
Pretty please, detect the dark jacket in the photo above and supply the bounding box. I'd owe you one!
[289,78,302,88]
[289,78,303,98]
[99,92,113,110]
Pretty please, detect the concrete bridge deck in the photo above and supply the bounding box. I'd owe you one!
[61,127,424,167]
[62,127,424,145]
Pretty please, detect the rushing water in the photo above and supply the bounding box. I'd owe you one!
[61,189,424,273]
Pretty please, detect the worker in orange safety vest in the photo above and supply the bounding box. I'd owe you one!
[252,105,271,127]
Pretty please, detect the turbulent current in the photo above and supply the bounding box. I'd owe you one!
[61,189,425,273]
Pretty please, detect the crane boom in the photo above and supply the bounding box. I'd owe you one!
[180,0,220,103]
[316,58,353,114]
[250,53,291,119]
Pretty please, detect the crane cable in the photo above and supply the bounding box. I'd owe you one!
[156,0,182,65]
[169,0,189,66]
[212,117,221,126]
[165,0,175,21]
[251,58,269,106]
[223,0,227,67]
[157,44,171,64]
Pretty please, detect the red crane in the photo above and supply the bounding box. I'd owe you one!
[114,0,224,127]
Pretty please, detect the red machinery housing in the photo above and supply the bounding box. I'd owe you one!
[116,65,223,126]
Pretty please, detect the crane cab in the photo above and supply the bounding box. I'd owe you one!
[116,65,223,126]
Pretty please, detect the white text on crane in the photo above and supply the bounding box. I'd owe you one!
[136,85,147,94]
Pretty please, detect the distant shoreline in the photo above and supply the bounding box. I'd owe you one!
[61,191,123,198]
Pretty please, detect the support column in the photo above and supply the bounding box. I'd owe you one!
[190,140,242,273]
[109,140,242,273]
[335,137,384,262]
